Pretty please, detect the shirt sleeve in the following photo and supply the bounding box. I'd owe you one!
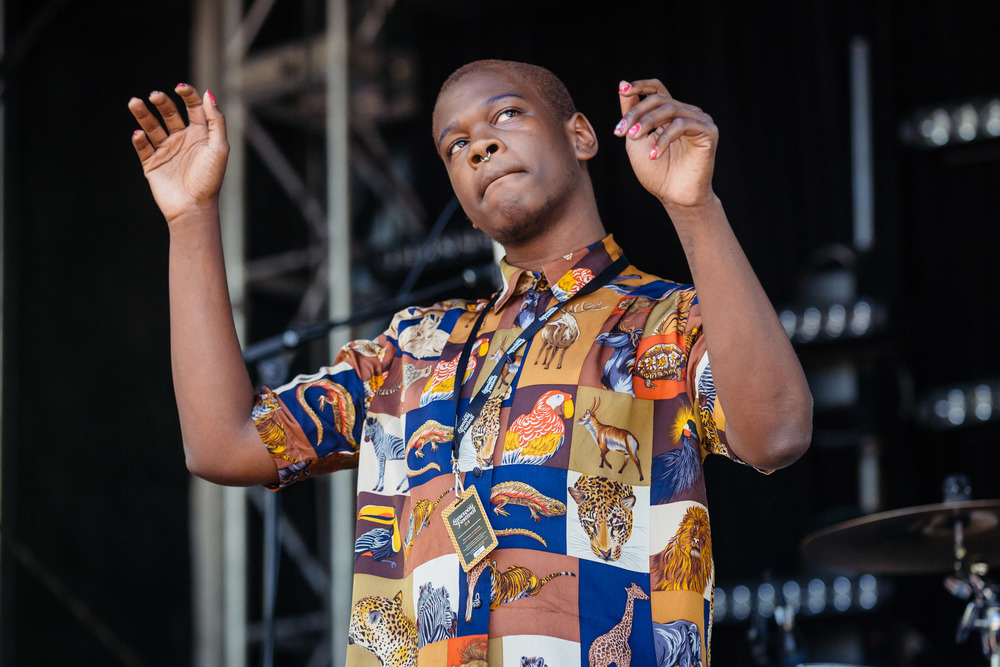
[252,336,396,490]
[685,298,772,473]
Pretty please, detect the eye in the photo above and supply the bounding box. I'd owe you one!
[447,139,468,157]
[496,108,520,122]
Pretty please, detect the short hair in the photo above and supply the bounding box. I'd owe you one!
[435,60,578,123]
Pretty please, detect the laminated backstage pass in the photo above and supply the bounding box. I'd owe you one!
[441,486,498,572]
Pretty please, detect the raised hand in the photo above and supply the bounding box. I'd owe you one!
[128,85,229,225]
[614,79,718,210]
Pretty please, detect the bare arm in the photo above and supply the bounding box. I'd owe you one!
[616,79,812,469]
[129,85,278,486]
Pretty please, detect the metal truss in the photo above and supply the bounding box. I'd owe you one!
[186,0,480,664]
[0,0,6,632]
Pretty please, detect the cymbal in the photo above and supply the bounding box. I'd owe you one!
[801,499,1000,574]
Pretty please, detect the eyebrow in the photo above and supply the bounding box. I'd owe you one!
[436,93,525,150]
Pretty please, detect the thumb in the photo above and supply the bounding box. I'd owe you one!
[618,80,641,117]
[204,90,229,151]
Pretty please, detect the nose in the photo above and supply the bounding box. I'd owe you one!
[469,140,500,166]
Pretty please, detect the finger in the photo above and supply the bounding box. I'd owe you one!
[131,128,155,163]
[203,90,230,153]
[616,81,642,132]
[648,117,718,160]
[175,83,207,126]
[150,89,186,135]
[622,78,671,99]
[616,78,673,136]
[616,77,671,119]
[618,96,710,140]
[128,96,169,147]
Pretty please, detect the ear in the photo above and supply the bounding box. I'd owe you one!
[565,112,598,161]
[568,485,587,504]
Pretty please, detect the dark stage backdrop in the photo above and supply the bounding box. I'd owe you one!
[3,1,1000,666]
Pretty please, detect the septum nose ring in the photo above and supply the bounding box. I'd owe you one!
[480,148,492,163]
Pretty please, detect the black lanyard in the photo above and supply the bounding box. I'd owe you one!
[451,254,630,467]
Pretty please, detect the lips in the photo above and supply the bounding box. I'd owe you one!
[480,165,523,198]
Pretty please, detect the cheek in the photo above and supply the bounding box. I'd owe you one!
[447,173,479,210]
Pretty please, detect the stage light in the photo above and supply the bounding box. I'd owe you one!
[757,583,776,618]
[850,301,872,336]
[974,384,992,421]
[800,308,822,341]
[858,574,878,610]
[922,379,1000,429]
[779,300,880,343]
[955,104,979,142]
[948,389,967,426]
[902,97,1000,148]
[833,576,852,612]
[713,574,882,625]
[807,578,827,614]
[930,109,951,145]
[733,585,752,620]
[715,587,728,621]
[782,580,802,613]
[780,309,797,338]
[985,100,1000,137]
[825,304,847,337]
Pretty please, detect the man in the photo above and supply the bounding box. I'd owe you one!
[129,60,811,665]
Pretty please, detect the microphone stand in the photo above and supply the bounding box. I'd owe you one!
[243,265,497,365]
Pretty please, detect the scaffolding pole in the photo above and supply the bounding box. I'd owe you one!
[191,0,249,664]
[325,1,353,662]
[0,0,6,627]
[188,0,426,662]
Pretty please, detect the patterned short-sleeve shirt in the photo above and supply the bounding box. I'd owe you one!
[253,235,755,667]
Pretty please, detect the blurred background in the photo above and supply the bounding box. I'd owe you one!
[2,0,1000,665]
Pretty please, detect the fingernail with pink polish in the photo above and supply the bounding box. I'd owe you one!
[649,146,659,160]
[618,82,632,94]
[133,129,143,137]
[176,83,188,89]
[614,119,626,136]
[207,90,216,105]
[627,124,641,137]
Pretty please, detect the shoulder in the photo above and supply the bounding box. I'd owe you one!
[385,298,488,337]
[384,298,490,359]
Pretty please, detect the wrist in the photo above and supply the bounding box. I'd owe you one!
[662,193,725,232]
[166,200,222,235]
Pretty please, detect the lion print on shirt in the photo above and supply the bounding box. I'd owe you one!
[651,504,714,595]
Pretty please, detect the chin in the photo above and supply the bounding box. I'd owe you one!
[487,198,556,246]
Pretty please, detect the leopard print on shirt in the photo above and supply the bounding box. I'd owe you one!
[568,475,636,563]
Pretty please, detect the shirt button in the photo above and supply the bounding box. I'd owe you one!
[473,467,483,477]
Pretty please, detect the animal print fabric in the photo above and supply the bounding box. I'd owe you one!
[253,236,760,666]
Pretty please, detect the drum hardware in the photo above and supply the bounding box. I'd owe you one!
[947,562,999,666]
[801,475,1000,665]
[748,598,810,667]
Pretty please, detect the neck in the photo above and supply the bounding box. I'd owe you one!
[501,207,605,271]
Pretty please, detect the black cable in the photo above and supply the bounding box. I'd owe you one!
[396,196,461,297]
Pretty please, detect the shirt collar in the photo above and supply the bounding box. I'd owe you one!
[493,234,624,311]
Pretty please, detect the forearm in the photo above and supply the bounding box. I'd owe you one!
[667,196,812,468]
[168,204,278,485]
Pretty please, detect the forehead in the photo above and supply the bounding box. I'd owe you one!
[432,71,543,137]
